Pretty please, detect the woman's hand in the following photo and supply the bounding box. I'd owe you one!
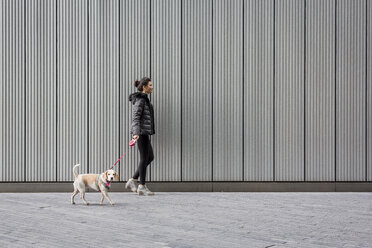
[133,135,139,140]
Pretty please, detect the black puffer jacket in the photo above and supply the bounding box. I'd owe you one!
[129,92,155,135]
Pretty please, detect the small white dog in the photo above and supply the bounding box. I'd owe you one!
[71,164,119,206]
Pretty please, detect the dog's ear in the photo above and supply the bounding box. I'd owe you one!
[103,171,108,180]
[114,172,119,181]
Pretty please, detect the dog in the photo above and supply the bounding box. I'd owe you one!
[71,164,119,206]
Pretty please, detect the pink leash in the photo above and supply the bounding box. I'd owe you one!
[109,138,137,170]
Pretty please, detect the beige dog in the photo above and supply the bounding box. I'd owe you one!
[71,164,119,206]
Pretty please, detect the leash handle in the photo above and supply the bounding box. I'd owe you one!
[129,138,137,147]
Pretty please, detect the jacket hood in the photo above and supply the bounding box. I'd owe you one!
[129,92,149,104]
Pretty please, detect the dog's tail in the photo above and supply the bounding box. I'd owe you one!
[73,164,80,179]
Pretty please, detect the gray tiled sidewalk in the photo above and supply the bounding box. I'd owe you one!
[0,192,371,248]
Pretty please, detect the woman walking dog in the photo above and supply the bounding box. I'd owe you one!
[126,77,155,196]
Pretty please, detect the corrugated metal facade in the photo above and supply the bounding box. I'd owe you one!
[336,0,366,181]
[151,0,182,181]
[89,0,119,176]
[0,0,25,181]
[244,0,274,181]
[1,0,371,183]
[368,0,372,181]
[275,0,305,181]
[213,0,243,181]
[119,0,150,182]
[182,0,212,181]
[57,0,88,181]
[25,0,57,181]
[306,0,336,181]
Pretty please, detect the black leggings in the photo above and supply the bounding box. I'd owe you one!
[132,135,154,185]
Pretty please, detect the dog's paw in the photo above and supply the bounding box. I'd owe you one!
[111,202,115,206]
[71,202,75,205]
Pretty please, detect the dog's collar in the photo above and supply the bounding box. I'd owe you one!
[96,175,111,191]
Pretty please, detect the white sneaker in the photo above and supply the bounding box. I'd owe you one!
[137,184,154,196]
[125,178,138,192]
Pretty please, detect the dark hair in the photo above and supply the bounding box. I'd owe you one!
[134,77,151,91]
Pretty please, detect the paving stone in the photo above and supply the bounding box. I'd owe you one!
[0,192,371,247]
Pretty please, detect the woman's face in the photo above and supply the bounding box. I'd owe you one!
[143,81,153,94]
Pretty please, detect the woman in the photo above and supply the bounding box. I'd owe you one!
[125,77,155,196]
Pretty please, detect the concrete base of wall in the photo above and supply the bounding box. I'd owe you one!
[1,182,372,192]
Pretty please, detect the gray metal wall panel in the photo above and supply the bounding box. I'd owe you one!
[57,0,88,181]
[213,0,243,181]
[336,0,366,181]
[244,0,274,181]
[275,0,305,181]
[89,0,119,174]
[1,0,372,184]
[26,0,57,181]
[182,0,212,181]
[306,0,336,181]
[0,0,25,181]
[368,0,372,181]
[120,0,150,181]
[0,1,2,181]
[151,0,181,181]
